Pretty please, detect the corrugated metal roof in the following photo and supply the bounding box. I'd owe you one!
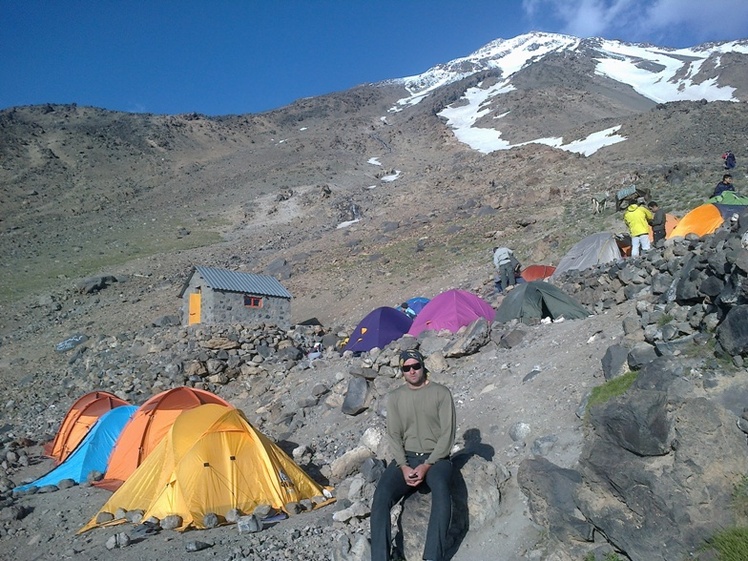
[194,266,292,299]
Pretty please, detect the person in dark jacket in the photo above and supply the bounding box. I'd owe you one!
[713,174,735,197]
[723,151,736,170]
[648,201,666,244]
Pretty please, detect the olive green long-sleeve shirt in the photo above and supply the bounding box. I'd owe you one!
[385,381,456,467]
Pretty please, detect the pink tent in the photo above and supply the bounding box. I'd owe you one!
[408,289,495,336]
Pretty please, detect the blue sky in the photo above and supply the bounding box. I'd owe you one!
[2,0,747,116]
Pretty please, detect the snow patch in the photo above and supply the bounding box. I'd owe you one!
[336,219,360,229]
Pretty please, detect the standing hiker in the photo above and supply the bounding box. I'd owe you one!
[648,201,666,244]
[493,246,520,294]
[624,198,654,257]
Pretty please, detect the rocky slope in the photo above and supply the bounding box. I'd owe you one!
[2,230,748,561]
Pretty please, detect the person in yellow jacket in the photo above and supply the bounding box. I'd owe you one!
[623,198,654,256]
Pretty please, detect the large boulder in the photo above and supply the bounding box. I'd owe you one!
[576,359,748,561]
[716,305,748,356]
[395,453,508,561]
[517,456,594,542]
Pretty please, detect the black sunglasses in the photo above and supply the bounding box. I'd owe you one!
[401,362,422,372]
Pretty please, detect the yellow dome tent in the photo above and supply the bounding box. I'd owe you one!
[80,404,333,532]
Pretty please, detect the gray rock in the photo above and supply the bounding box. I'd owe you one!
[627,342,658,369]
[360,457,385,483]
[522,366,541,383]
[442,317,491,357]
[342,376,368,416]
[237,514,262,533]
[54,334,88,352]
[105,532,131,549]
[0,504,29,521]
[397,453,507,561]
[601,344,629,380]
[498,328,526,349]
[185,540,212,552]
[716,305,748,356]
[531,434,558,456]
[517,456,594,542]
[349,366,378,380]
[509,422,531,442]
[578,380,748,561]
[152,315,180,327]
[95,511,115,524]
[590,389,671,456]
[160,514,183,530]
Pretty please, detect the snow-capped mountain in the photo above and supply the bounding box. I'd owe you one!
[386,32,748,155]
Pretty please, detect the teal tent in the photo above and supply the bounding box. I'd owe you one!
[496,281,590,324]
[15,405,137,491]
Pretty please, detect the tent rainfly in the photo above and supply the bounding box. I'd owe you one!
[97,387,231,491]
[550,232,622,279]
[44,391,129,464]
[495,281,590,324]
[16,405,138,492]
[408,289,495,337]
[344,306,412,353]
[80,404,334,533]
[668,193,748,239]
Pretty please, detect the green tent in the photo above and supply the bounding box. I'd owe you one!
[496,281,590,324]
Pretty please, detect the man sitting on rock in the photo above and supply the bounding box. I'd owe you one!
[370,349,456,561]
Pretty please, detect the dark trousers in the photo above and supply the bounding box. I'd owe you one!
[498,262,515,291]
[370,456,452,561]
[653,228,665,244]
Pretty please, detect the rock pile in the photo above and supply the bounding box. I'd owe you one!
[520,229,748,560]
[553,229,748,366]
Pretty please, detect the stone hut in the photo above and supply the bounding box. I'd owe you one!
[179,266,292,329]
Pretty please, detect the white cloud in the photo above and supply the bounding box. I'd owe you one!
[642,0,748,43]
[522,0,748,46]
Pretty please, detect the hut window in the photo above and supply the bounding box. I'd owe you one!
[244,295,263,308]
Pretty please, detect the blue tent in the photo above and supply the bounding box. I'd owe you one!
[406,297,430,315]
[15,405,137,491]
[344,307,412,353]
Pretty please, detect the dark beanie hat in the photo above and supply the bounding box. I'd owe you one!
[399,349,426,369]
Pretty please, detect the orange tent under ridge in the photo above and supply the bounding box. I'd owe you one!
[44,391,129,464]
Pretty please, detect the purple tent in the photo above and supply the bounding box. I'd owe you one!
[344,307,413,353]
[408,289,495,337]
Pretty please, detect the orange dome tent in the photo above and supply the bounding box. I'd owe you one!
[520,265,556,282]
[96,387,231,490]
[44,391,129,464]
